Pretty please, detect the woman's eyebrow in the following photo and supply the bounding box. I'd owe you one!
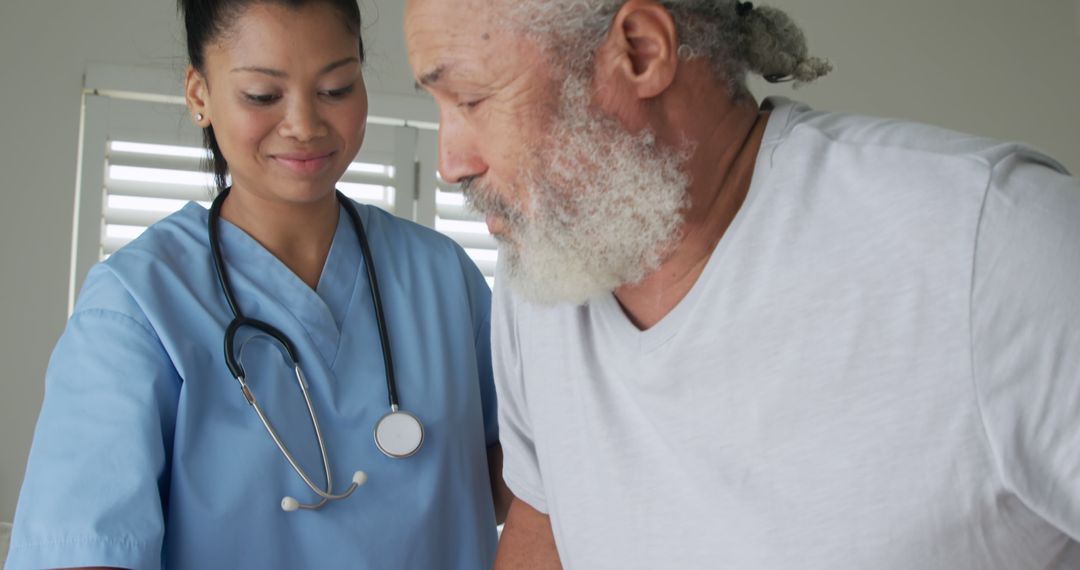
[232,56,360,78]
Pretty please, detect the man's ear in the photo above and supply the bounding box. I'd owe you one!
[185,65,211,126]
[595,0,678,100]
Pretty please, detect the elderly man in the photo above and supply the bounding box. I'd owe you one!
[407,0,1080,568]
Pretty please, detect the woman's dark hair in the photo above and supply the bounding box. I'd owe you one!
[178,0,365,193]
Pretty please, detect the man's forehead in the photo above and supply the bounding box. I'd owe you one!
[406,0,487,55]
[405,0,494,34]
[406,0,528,87]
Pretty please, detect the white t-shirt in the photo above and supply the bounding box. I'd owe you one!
[492,98,1080,569]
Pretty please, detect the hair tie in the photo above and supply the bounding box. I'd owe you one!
[736,1,754,16]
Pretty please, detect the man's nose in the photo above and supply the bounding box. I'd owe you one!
[437,116,487,184]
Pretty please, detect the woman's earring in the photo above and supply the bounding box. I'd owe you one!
[195,112,204,122]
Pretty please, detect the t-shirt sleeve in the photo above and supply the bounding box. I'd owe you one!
[490,261,548,513]
[6,266,181,570]
[971,151,1080,539]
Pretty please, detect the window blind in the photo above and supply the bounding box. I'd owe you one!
[433,178,499,283]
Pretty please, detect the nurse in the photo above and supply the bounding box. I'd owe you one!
[6,0,509,568]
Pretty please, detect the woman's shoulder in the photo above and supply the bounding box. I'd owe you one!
[353,201,490,300]
[355,202,455,247]
[105,202,210,268]
[354,202,476,268]
[79,202,210,316]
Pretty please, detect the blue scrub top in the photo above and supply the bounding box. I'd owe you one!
[8,201,499,569]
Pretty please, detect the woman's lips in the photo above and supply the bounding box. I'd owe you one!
[272,151,335,176]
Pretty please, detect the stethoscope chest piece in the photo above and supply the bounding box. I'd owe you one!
[374,409,424,458]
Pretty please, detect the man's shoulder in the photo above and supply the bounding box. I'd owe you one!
[764,97,1068,175]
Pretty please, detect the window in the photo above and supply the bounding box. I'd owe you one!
[71,64,497,312]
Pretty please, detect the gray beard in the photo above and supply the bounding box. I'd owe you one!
[463,76,691,305]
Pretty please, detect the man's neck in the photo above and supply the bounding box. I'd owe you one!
[613,101,770,330]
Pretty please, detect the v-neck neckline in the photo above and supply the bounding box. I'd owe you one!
[193,202,363,367]
[591,97,795,355]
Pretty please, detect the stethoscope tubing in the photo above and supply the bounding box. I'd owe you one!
[208,187,401,409]
[207,187,413,510]
[338,191,401,411]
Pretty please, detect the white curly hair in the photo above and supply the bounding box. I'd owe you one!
[503,0,832,97]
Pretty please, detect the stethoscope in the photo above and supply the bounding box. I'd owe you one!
[208,187,425,512]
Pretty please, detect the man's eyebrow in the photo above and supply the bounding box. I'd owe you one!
[231,57,360,78]
[414,65,448,91]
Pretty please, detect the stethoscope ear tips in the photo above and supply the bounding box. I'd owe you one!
[279,472,365,512]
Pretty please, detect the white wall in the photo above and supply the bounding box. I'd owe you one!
[0,0,1077,524]
[750,0,1080,171]
[0,0,180,526]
